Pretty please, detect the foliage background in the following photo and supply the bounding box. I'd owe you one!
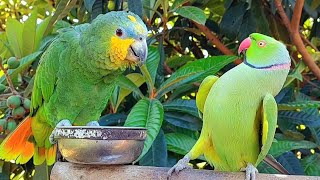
[0,0,320,179]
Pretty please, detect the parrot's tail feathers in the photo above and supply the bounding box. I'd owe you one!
[46,145,57,165]
[0,116,34,164]
[34,145,57,165]
[34,146,46,165]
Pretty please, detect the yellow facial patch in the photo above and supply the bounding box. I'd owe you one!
[109,36,135,69]
[128,15,137,22]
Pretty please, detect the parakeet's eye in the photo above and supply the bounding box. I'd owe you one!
[116,29,123,37]
[258,41,266,48]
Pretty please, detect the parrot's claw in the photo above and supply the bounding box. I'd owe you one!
[49,119,73,144]
[167,155,192,177]
[241,163,258,180]
[86,121,100,126]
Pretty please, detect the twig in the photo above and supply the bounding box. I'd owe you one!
[274,0,320,79]
[0,58,19,95]
[192,21,242,64]
[300,33,319,51]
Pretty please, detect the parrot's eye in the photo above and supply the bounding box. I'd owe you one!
[116,29,123,37]
[257,41,266,48]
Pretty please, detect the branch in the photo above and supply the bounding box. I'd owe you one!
[192,21,242,64]
[274,0,320,79]
[0,58,19,95]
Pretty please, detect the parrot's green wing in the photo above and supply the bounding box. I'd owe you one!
[196,75,219,117]
[255,93,278,166]
[31,42,62,115]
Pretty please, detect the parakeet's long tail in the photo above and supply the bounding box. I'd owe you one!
[0,116,57,165]
[0,116,34,164]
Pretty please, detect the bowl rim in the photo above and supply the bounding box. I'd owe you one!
[53,126,147,140]
[55,126,147,130]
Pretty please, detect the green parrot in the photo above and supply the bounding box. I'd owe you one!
[0,11,148,165]
[168,33,291,180]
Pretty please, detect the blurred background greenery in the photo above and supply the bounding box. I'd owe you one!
[0,0,320,179]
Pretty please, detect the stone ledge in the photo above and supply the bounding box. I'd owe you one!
[50,162,319,180]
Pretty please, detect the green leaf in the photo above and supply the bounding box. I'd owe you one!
[22,9,37,56]
[278,101,320,111]
[156,55,236,98]
[44,0,78,36]
[35,17,52,50]
[269,140,318,157]
[146,46,160,85]
[166,55,195,69]
[301,153,320,176]
[84,0,96,12]
[139,129,167,167]
[276,152,304,175]
[128,0,143,18]
[278,110,320,127]
[0,51,43,84]
[165,133,205,161]
[174,6,207,25]
[99,113,127,126]
[171,0,189,9]
[163,99,198,117]
[140,64,154,96]
[125,98,164,163]
[6,18,23,58]
[115,73,145,111]
[164,112,202,131]
[284,61,306,87]
[257,161,279,174]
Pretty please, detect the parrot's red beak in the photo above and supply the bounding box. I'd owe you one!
[238,37,251,55]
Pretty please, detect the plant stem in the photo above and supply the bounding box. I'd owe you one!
[274,0,320,79]
[0,58,19,95]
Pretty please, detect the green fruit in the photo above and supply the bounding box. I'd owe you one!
[0,84,6,93]
[0,119,6,129]
[7,57,20,69]
[7,95,21,109]
[23,98,31,110]
[12,106,25,119]
[7,120,17,131]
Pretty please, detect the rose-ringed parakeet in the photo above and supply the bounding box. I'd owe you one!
[168,33,291,180]
[0,11,148,165]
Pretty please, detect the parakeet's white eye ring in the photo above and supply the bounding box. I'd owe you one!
[116,29,123,37]
[258,41,266,47]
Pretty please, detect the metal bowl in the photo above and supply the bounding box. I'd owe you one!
[54,126,147,165]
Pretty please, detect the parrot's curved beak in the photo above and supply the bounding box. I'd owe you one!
[126,39,148,64]
[238,37,251,55]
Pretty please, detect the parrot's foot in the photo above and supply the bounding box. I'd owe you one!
[167,154,192,177]
[241,163,258,180]
[86,121,100,126]
[49,119,73,144]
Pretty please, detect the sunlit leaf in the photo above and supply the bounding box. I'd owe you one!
[165,133,205,160]
[156,56,236,98]
[22,9,37,55]
[6,18,23,58]
[174,6,206,25]
[115,73,145,111]
[125,98,164,163]
[269,140,317,157]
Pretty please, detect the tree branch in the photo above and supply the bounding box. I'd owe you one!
[274,0,320,79]
[192,21,242,64]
